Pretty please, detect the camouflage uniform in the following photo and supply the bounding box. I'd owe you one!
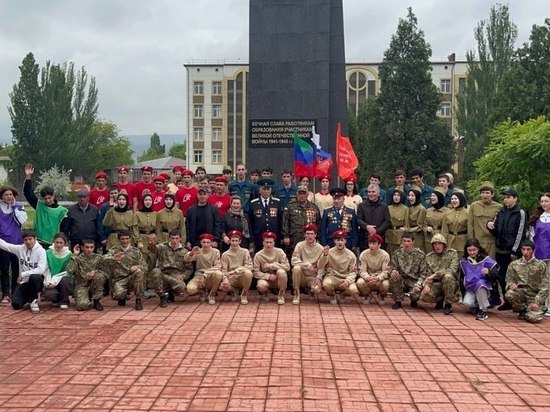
[389,247,426,303]
[317,247,359,296]
[281,200,321,251]
[102,209,135,249]
[505,257,548,323]
[67,253,107,310]
[185,248,223,296]
[104,245,147,299]
[149,242,191,296]
[419,247,459,305]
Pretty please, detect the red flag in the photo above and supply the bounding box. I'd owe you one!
[336,122,359,180]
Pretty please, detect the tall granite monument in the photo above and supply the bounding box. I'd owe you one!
[247,0,348,177]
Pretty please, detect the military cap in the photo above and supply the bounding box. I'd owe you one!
[501,187,518,197]
[257,178,275,187]
[479,181,495,193]
[214,176,228,184]
[153,175,165,182]
[172,165,185,173]
[227,230,243,239]
[95,171,108,179]
[332,230,348,239]
[182,169,194,177]
[329,187,345,197]
[367,233,384,244]
[431,233,447,245]
[262,231,277,240]
[140,166,153,172]
[116,166,129,173]
[297,184,309,192]
[199,233,215,241]
[303,224,318,232]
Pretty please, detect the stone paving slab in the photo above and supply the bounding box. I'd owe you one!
[0,293,549,411]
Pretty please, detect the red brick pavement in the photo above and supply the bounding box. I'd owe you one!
[0,293,549,411]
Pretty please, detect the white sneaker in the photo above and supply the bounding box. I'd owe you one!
[30,299,40,314]
[60,304,69,310]
[545,310,550,317]
[292,295,300,305]
[277,295,285,305]
[240,295,248,305]
[208,295,216,305]
[329,295,337,305]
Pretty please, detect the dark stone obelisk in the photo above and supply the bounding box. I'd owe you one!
[247,0,348,177]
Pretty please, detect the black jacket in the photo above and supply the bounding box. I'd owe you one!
[62,203,99,245]
[186,203,221,246]
[489,204,527,254]
[356,198,390,249]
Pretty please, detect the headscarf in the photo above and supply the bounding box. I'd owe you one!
[140,193,153,213]
[164,193,176,211]
[114,193,129,213]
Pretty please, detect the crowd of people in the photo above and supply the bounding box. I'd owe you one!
[0,163,548,323]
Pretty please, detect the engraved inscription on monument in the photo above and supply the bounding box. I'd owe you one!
[249,119,316,147]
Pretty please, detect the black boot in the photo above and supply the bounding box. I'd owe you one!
[135,298,143,311]
[435,298,444,310]
[93,299,104,311]
[168,291,175,302]
[391,301,402,310]
[443,304,453,315]
[410,300,418,308]
[117,298,126,306]
[159,293,169,308]
[518,309,526,320]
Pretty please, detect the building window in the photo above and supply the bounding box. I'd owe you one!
[212,150,222,164]
[212,81,222,95]
[194,127,203,141]
[193,150,203,164]
[212,127,222,141]
[439,102,451,117]
[458,77,466,96]
[194,105,203,118]
[193,81,203,95]
[440,79,451,94]
[212,104,222,118]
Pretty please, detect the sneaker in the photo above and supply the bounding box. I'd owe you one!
[60,303,69,310]
[410,300,418,308]
[545,310,550,317]
[443,304,453,315]
[93,299,104,311]
[135,299,143,311]
[240,295,248,305]
[392,301,402,310]
[117,298,126,306]
[292,294,300,305]
[159,293,169,308]
[329,295,337,305]
[476,309,488,321]
[498,302,513,311]
[30,299,40,314]
[208,295,216,305]
[277,295,285,305]
[518,309,526,321]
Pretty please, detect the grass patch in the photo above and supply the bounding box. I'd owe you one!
[23,208,35,230]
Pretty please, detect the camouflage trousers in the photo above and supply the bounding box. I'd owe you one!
[390,275,421,302]
[186,270,223,296]
[419,274,459,305]
[291,267,322,295]
[149,268,187,296]
[112,269,145,299]
[74,274,106,311]
[505,289,545,323]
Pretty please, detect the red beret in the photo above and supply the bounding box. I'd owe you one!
[227,230,243,239]
[95,171,108,179]
[182,169,194,177]
[319,175,332,182]
[158,173,171,180]
[172,165,185,173]
[332,230,347,239]
[367,233,384,244]
[199,233,215,241]
[344,173,357,183]
[117,166,129,173]
[141,166,153,172]
[303,224,318,232]
[153,175,165,182]
[214,176,228,184]
[262,231,277,240]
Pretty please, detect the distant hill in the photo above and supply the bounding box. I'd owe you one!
[124,134,186,159]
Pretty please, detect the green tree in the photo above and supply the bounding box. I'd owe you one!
[89,121,134,178]
[8,52,103,183]
[363,8,453,184]
[168,143,186,159]
[468,116,550,210]
[494,19,550,123]
[138,132,166,162]
[457,4,518,182]
[36,165,71,200]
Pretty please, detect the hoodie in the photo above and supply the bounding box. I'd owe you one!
[0,238,47,283]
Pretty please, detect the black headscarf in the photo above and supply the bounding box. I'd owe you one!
[114,193,129,213]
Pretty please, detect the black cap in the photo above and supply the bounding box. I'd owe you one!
[257,178,275,187]
[501,188,518,197]
[329,187,345,197]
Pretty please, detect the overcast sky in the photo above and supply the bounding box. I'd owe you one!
[0,0,548,143]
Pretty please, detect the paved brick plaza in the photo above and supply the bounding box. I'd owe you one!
[1,294,549,412]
